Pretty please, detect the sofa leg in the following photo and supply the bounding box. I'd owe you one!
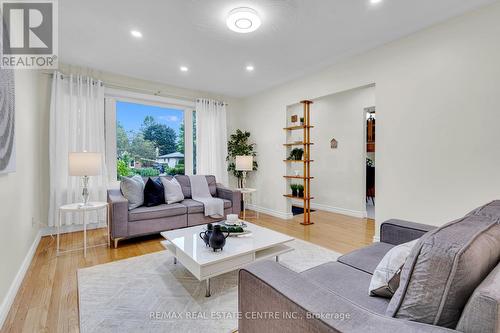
[113,238,123,249]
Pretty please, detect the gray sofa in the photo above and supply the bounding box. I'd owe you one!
[107,175,241,247]
[239,201,500,333]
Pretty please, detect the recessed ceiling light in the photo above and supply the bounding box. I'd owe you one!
[130,30,142,38]
[246,65,254,72]
[226,7,261,33]
[370,0,383,4]
[180,66,189,72]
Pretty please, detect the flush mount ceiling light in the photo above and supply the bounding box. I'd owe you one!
[180,66,189,72]
[370,0,383,4]
[130,30,142,38]
[226,7,261,33]
[246,65,254,72]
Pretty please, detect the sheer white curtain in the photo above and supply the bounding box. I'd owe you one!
[48,73,108,226]
[196,98,229,186]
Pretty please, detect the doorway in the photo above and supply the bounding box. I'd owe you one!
[366,107,376,219]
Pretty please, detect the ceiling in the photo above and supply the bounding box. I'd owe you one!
[59,0,495,97]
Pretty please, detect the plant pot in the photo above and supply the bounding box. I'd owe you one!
[291,189,298,197]
[298,189,304,198]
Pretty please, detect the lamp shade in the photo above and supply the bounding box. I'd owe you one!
[68,152,102,176]
[235,156,253,171]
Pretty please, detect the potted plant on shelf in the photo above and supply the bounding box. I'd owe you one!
[288,148,304,160]
[300,117,305,126]
[290,184,299,197]
[297,184,304,198]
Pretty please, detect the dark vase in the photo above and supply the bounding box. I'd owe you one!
[298,189,304,198]
[199,223,213,246]
[209,225,230,252]
[291,189,298,197]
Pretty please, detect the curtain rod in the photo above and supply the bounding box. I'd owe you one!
[40,71,228,105]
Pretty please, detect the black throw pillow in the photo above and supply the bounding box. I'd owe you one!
[143,177,165,207]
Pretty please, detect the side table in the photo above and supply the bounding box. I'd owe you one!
[57,202,110,258]
[239,188,259,220]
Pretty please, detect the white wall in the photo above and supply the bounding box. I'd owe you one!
[309,86,375,216]
[0,70,47,326]
[229,2,500,238]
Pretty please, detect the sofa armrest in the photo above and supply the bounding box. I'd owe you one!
[239,261,457,333]
[380,219,436,245]
[107,189,128,239]
[216,185,241,215]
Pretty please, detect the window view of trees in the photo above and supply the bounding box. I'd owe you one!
[116,101,185,179]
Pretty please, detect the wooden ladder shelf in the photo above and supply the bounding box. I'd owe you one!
[283,100,314,225]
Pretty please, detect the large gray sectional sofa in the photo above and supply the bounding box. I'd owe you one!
[239,201,500,333]
[107,175,241,247]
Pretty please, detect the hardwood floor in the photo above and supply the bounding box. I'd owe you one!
[1,210,374,333]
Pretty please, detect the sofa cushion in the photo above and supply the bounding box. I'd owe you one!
[174,175,217,199]
[181,199,232,214]
[161,177,185,204]
[386,202,500,328]
[120,175,145,210]
[338,242,395,275]
[369,239,419,298]
[301,261,390,314]
[143,177,165,207]
[468,200,500,219]
[128,204,187,222]
[457,264,500,333]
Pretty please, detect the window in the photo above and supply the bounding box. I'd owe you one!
[104,89,196,181]
[116,101,185,178]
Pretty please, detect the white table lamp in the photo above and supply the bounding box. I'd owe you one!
[68,152,102,206]
[235,155,253,189]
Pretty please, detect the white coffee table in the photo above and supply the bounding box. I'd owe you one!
[160,222,294,297]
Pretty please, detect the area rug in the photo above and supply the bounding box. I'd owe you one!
[78,239,341,333]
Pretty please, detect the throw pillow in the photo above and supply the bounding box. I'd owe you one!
[386,201,500,328]
[143,177,165,207]
[369,239,419,298]
[161,177,185,204]
[120,175,145,210]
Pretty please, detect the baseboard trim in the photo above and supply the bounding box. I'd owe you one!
[0,230,42,330]
[40,223,107,237]
[246,204,293,220]
[291,200,367,219]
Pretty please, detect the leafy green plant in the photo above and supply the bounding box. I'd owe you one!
[288,148,304,160]
[117,159,132,179]
[297,184,305,198]
[290,184,299,197]
[227,129,258,187]
[132,167,160,177]
[167,164,185,176]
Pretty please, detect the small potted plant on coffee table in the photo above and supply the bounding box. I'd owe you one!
[297,184,304,198]
[290,183,299,197]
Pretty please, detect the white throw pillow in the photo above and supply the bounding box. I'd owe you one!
[120,175,145,210]
[369,239,419,298]
[161,177,185,204]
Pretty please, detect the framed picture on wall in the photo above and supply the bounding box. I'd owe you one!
[0,66,16,174]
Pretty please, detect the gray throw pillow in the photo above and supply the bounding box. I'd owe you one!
[386,201,500,328]
[161,177,185,204]
[369,239,419,298]
[120,175,145,210]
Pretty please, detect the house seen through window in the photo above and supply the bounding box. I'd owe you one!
[116,101,186,178]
